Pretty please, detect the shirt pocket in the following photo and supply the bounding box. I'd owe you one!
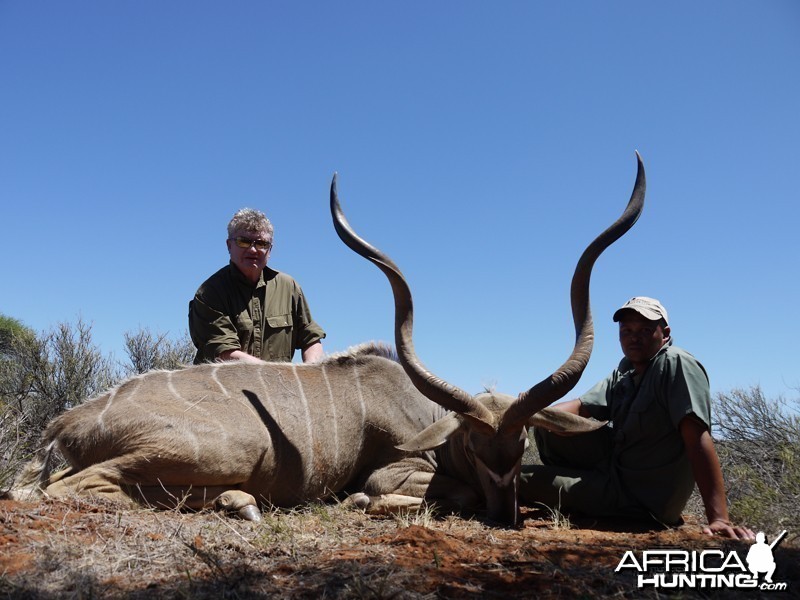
[266,313,293,330]
[620,397,667,454]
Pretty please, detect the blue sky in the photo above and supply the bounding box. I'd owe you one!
[1,1,798,403]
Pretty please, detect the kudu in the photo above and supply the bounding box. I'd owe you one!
[8,154,643,526]
[330,151,645,526]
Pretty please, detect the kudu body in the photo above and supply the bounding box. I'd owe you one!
[9,155,643,526]
[8,345,592,522]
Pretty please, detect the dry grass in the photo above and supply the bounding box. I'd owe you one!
[2,339,799,600]
[2,497,386,598]
[2,495,798,599]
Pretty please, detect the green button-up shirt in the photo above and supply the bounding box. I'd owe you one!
[580,339,712,523]
[189,262,325,364]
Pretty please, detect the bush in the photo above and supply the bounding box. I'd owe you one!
[0,317,194,490]
[123,328,195,375]
[712,386,800,534]
[0,318,119,488]
[0,315,33,358]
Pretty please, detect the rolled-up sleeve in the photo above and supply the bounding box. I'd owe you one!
[188,294,242,363]
[292,285,326,350]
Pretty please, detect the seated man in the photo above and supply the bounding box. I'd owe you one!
[189,208,325,364]
[520,296,754,540]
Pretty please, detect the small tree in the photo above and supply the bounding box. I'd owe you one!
[0,314,34,358]
[0,314,37,407]
[0,318,119,488]
[1,319,197,491]
[0,314,37,488]
[16,319,119,430]
[123,328,195,375]
[712,386,800,534]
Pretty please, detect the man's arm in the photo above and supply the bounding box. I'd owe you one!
[550,398,594,418]
[679,415,755,540]
[189,294,247,364]
[301,341,324,363]
[217,349,266,364]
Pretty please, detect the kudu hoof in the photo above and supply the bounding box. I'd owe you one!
[214,491,262,521]
[345,492,371,510]
[237,505,262,522]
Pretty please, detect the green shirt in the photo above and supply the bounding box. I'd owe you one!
[189,262,325,364]
[580,339,711,523]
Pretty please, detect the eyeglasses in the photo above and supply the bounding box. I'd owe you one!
[230,236,272,251]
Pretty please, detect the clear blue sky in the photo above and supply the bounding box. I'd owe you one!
[1,2,798,402]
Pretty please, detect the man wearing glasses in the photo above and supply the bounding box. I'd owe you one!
[189,208,325,365]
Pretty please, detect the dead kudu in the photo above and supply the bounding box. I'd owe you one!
[8,155,644,526]
[330,152,645,526]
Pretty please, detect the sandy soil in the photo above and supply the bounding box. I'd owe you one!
[1,498,797,599]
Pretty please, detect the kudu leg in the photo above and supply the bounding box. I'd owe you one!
[345,492,426,514]
[42,460,261,521]
[43,464,138,507]
[131,485,261,521]
[350,458,480,515]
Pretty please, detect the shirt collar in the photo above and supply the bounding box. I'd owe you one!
[618,338,673,373]
[228,261,265,288]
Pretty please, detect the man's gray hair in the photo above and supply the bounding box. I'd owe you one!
[227,208,274,239]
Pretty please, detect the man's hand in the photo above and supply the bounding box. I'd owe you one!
[703,518,756,540]
[680,417,756,541]
[217,349,267,364]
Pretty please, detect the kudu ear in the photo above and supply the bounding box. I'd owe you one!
[396,413,463,452]
[527,407,608,436]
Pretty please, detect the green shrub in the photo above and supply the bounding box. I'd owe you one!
[123,327,195,375]
[712,386,800,535]
[0,317,193,491]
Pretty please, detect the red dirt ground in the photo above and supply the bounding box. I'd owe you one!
[1,498,797,598]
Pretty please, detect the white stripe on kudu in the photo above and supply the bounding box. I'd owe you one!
[351,362,367,459]
[210,365,229,397]
[320,363,340,466]
[291,364,315,482]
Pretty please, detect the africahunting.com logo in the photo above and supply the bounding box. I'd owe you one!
[615,530,789,592]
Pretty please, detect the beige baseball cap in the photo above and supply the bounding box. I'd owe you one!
[613,296,669,326]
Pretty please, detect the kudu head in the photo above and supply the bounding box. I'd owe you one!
[330,153,646,526]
